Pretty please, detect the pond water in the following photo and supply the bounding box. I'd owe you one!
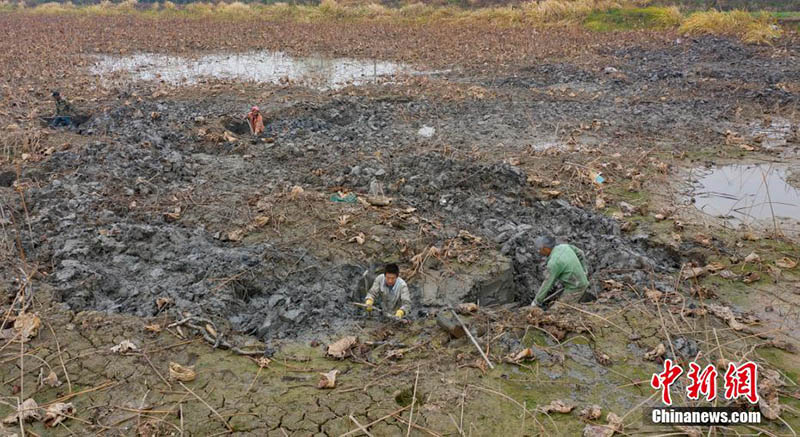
[748,117,796,149]
[690,163,800,231]
[90,51,420,90]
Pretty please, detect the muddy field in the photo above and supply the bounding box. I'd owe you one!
[0,12,799,436]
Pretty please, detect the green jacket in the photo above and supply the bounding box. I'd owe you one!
[533,244,589,306]
[55,97,74,116]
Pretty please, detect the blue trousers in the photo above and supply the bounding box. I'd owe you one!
[50,116,72,127]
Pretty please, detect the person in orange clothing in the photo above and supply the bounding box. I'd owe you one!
[246,106,264,136]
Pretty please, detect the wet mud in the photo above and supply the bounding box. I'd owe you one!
[22,96,679,341]
[16,35,800,342]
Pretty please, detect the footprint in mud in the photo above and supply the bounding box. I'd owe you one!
[394,387,425,407]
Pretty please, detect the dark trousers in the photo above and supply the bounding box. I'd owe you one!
[50,116,72,127]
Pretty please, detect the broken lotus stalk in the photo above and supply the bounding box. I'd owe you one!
[168,314,265,356]
[450,308,494,370]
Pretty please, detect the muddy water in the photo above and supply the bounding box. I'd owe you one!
[690,163,800,231]
[90,51,418,89]
[748,117,796,149]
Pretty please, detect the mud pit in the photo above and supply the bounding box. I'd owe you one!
[18,91,683,342]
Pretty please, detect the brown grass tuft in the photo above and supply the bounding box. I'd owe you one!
[679,10,782,44]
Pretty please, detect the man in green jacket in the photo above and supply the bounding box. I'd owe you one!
[532,236,591,309]
[51,91,75,127]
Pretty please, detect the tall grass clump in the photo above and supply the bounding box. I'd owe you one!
[8,0,787,46]
[183,2,215,17]
[214,1,254,19]
[648,6,681,27]
[396,2,440,23]
[363,3,391,19]
[316,0,354,20]
[465,6,525,27]
[115,0,139,13]
[584,6,680,31]
[524,0,623,24]
[679,10,782,44]
[0,1,22,11]
[83,0,123,16]
[257,2,309,22]
[29,1,75,14]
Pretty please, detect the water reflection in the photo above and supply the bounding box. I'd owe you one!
[690,163,800,231]
[91,51,416,89]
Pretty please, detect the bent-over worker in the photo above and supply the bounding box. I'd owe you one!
[246,106,264,136]
[364,263,411,319]
[53,91,74,116]
[51,91,75,127]
[531,236,590,309]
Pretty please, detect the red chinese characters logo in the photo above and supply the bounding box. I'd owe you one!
[652,360,760,405]
[724,361,759,404]
[686,362,717,401]
[651,359,683,405]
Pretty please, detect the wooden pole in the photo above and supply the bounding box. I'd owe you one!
[449,309,494,369]
[436,313,465,338]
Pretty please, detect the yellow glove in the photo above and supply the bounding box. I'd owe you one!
[395,309,405,319]
[364,298,374,313]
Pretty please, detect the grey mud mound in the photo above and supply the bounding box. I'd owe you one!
[21,96,679,341]
[346,152,680,301]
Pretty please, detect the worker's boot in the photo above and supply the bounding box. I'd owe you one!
[578,290,597,303]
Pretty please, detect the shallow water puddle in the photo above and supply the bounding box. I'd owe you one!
[91,51,417,89]
[690,163,800,229]
[748,117,796,149]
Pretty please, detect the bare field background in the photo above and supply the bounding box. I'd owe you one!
[0,0,795,128]
[0,0,791,43]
